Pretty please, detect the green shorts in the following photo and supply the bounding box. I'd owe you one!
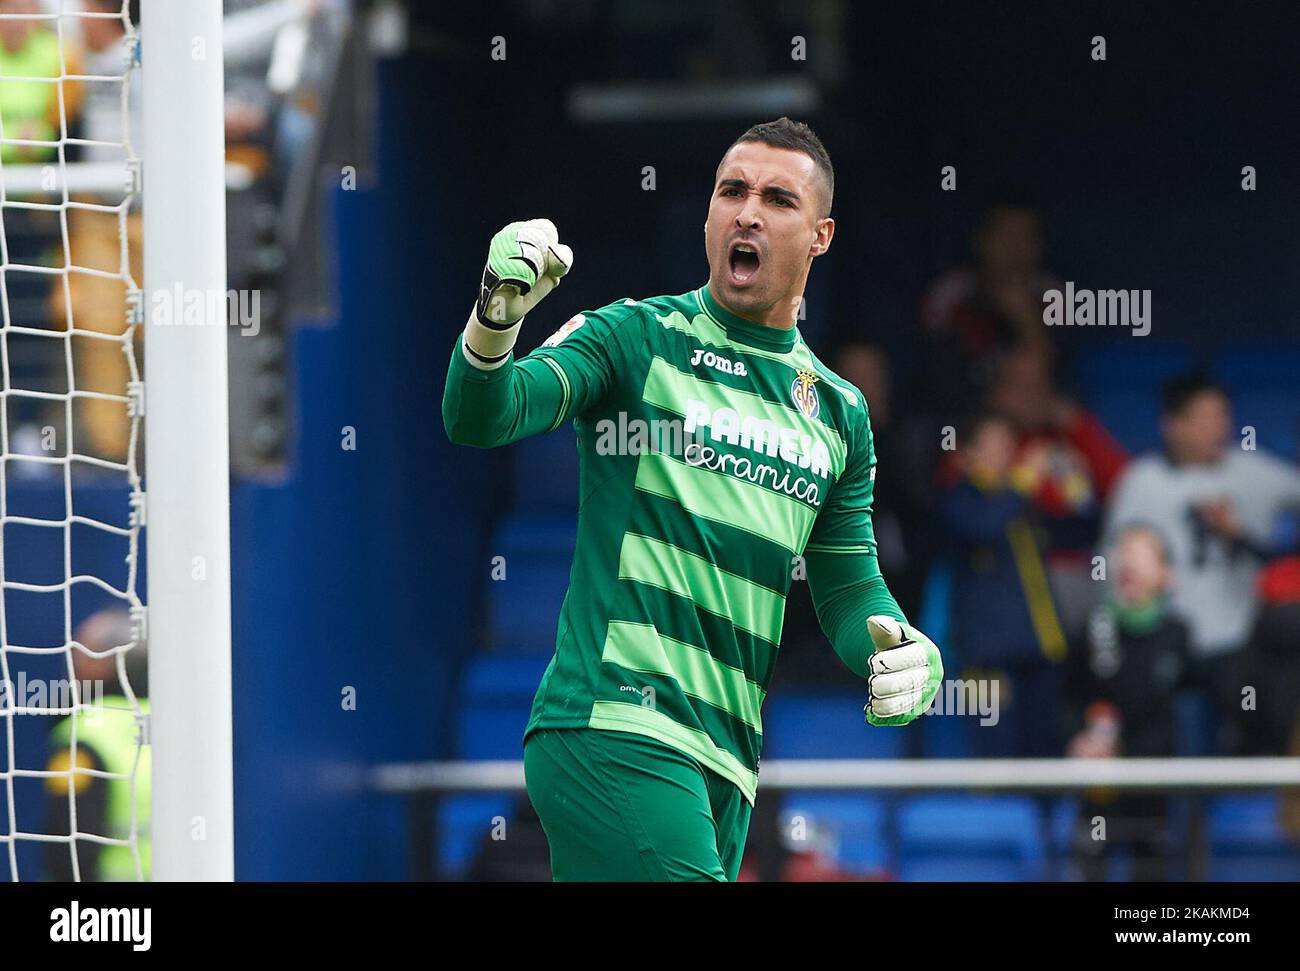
[523,727,753,882]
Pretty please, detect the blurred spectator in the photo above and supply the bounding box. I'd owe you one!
[45,0,329,463]
[48,0,142,464]
[918,198,1062,419]
[72,0,139,163]
[1239,556,1300,755]
[1064,525,1190,881]
[223,0,329,176]
[43,607,149,882]
[0,1,85,442]
[0,0,83,163]
[1104,371,1300,752]
[940,412,1066,757]
[983,342,1129,638]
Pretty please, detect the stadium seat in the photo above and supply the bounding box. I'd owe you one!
[1081,388,1164,455]
[1048,795,1083,876]
[1069,344,1198,455]
[487,516,577,652]
[919,707,974,759]
[897,794,1047,881]
[1217,344,1300,395]
[1207,794,1300,882]
[1230,388,1300,460]
[439,653,550,878]
[437,794,520,879]
[780,793,893,875]
[763,692,905,760]
[1067,343,1194,395]
[460,653,553,712]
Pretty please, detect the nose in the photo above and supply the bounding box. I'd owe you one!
[735,192,763,231]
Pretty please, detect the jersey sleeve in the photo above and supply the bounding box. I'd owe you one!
[803,398,907,679]
[442,299,639,448]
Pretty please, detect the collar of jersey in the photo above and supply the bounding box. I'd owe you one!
[696,285,799,353]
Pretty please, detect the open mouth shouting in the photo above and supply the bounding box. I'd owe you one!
[727,238,762,286]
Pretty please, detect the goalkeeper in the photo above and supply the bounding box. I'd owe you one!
[443,117,943,881]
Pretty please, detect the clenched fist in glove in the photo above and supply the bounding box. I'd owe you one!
[462,219,574,369]
[864,616,944,727]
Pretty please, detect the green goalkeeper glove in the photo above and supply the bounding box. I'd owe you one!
[863,616,944,727]
[462,219,574,369]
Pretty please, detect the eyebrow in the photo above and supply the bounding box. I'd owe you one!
[718,178,801,204]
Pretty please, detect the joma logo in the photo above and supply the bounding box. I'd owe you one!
[690,347,747,377]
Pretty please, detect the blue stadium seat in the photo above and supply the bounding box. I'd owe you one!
[1069,344,1198,455]
[439,653,550,878]
[1067,344,1194,395]
[1207,794,1300,882]
[1048,795,1082,867]
[454,653,550,759]
[897,794,1047,881]
[437,794,518,879]
[1231,388,1300,461]
[1074,343,1300,459]
[763,693,904,760]
[1081,388,1164,455]
[461,653,552,711]
[1217,344,1300,394]
[486,516,576,652]
[781,793,893,874]
[919,707,974,759]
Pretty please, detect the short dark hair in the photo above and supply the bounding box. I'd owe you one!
[723,117,834,217]
[1161,369,1228,417]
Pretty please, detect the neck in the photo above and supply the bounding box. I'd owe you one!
[1111,594,1167,635]
[707,280,803,330]
[696,285,798,352]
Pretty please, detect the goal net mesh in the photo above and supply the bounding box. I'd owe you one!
[0,0,145,881]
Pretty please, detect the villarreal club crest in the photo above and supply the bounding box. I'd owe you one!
[790,368,821,420]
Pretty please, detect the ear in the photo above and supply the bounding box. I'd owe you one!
[809,216,835,258]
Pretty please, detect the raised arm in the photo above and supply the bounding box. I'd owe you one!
[442,219,624,448]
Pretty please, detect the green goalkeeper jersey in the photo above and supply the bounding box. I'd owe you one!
[443,285,905,803]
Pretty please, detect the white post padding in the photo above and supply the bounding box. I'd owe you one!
[143,0,235,881]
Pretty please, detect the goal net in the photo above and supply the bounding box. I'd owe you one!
[0,0,147,882]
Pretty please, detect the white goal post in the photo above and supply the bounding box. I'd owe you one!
[0,0,231,882]
[141,0,233,881]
